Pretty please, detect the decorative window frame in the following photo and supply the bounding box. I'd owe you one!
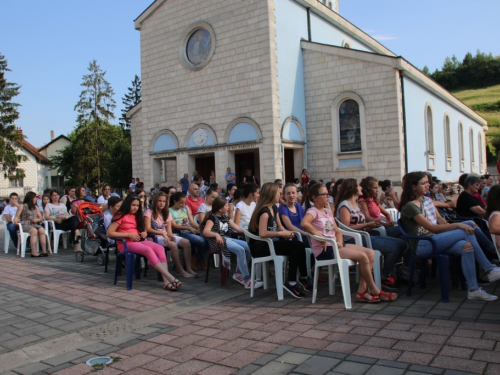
[149,129,179,154]
[179,21,216,71]
[424,102,436,170]
[478,130,484,174]
[443,113,452,171]
[341,39,351,49]
[331,92,367,171]
[469,127,475,172]
[281,116,305,144]
[184,123,218,148]
[224,117,263,144]
[458,121,465,172]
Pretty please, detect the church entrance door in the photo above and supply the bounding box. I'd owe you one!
[235,149,260,187]
[195,154,215,183]
[284,149,295,183]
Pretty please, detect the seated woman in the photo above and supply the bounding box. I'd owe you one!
[97,185,111,211]
[336,179,407,291]
[41,194,50,220]
[169,192,208,271]
[243,169,257,185]
[45,189,82,252]
[278,183,309,247]
[70,186,87,215]
[457,175,487,218]
[233,183,259,232]
[60,186,76,211]
[400,172,500,301]
[107,194,181,291]
[302,183,396,303]
[487,184,500,251]
[197,188,218,223]
[248,182,312,299]
[14,191,49,257]
[201,197,262,289]
[145,191,197,278]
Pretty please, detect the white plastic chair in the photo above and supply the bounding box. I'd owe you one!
[243,229,289,300]
[486,221,500,261]
[307,233,356,309]
[1,214,12,253]
[46,220,71,253]
[16,224,51,258]
[335,218,382,289]
[385,208,400,223]
[292,231,312,278]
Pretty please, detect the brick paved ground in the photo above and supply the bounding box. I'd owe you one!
[1,224,500,375]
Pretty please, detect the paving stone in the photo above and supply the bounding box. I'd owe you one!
[345,355,378,365]
[253,353,279,366]
[375,360,409,369]
[270,344,294,355]
[44,362,76,374]
[42,349,93,366]
[332,361,371,374]
[3,333,41,349]
[235,364,261,375]
[251,361,296,375]
[365,365,405,375]
[293,355,341,375]
[276,352,312,365]
[11,361,52,375]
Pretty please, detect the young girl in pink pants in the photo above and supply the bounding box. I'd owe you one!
[107,194,182,291]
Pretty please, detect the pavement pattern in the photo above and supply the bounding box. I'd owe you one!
[1,224,500,375]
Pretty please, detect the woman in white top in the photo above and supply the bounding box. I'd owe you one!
[487,184,500,250]
[44,189,82,252]
[233,183,259,232]
[97,185,111,211]
[196,188,218,223]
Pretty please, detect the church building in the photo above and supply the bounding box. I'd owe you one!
[128,0,487,188]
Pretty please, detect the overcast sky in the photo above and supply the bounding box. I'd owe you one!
[2,0,499,147]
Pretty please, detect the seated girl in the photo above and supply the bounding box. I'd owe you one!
[145,191,198,279]
[97,185,112,211]
[487,184,500,252]
[248,182,311,299]
[169,192,208,271]
[379,180,400,209]
[41,194,50,220]
[336,179,407,291]
[233,183,259,232]
[14,191,49,257]
[107,194,181,291]
[197,188,218,223]
[228,188,243,220]
[103,196,122,245]
[201,197,263,289]
[45,189,82,252]
[301,183,397,303]
[401,172,500,301]
[278,183,309,247]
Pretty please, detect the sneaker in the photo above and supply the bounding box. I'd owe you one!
[297,276,313,293]
[487,267,500,283]
[232,272,245,285]
[468,288,498,301]
[381,277,399,291]
[283,282,305,299]
[244,279,263,289]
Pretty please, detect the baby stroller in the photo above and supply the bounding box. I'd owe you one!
[75,202,106,265]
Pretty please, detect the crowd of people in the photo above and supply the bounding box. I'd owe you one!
[3,168,500,302]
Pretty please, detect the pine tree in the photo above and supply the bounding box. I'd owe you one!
[119,75,141,136]
[0,53,26,178]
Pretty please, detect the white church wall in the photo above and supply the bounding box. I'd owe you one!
[404,76,486,180]
[274,0,374,135]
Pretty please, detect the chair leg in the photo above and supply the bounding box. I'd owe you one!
[338,261,352,309]
[437,254,450,303]
[275,259,285,301]
[114,254,121,285]
[220,252,227,287]
[205,252,212,283]
[407,256,416,297]
[305,248,312,278]
[126,253,136,290]
[312,265,320,303]
[262,262,268,289]
[62,233,68,249]
[53,232,60,253]
[328,264,335,296]
[373,251,382,289]
[250,260,256,297]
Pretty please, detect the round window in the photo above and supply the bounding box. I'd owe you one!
[186,29,212,65]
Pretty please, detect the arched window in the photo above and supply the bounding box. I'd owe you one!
[458,121,465,172]
[339,99,361,152]
[425,104,435,170]
[444,114,452,171]
[469,127,475,172]
[478,131,484,172]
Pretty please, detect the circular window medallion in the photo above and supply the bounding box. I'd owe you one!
[180,22,216,70]
[193,129,208,146]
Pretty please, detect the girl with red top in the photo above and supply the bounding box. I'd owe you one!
[107,194,181,291]
[300,169,310,187]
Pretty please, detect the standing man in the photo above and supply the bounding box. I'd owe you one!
[193,175,208,199]
[129,178,136,193]
[83,182,91,197]
[191,171,199,182]
[225,167,236,185]
[185,183,205,215]
[178,173,190,195]
[3,192,20,249]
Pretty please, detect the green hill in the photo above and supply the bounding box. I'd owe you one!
[453,85,500,133]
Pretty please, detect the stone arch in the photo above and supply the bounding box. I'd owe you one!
[184,123,218,148]
[281,117,305,142]
[224,117,262,144]
[150,129,179,153]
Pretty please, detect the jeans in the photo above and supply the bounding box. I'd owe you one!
[463,222,496,255]
[416,222,494,290]
[6,222,18,248]
[179,231,208,261]
[370,233,408,279]
[226,238,252,280]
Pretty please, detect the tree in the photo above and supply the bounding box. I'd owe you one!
[73,60,116,189]
[422,66,430,76]
[107,130,132,189]
[0,53,26,178]
[119,75,141,137]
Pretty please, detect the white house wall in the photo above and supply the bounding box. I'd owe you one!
[274,0,374,131]
[403,76,486,180]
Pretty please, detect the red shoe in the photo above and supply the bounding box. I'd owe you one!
[381,276,398,291]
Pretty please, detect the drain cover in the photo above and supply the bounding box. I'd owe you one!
[86,356,113,366]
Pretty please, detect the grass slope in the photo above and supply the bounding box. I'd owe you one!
[453,85,500,133]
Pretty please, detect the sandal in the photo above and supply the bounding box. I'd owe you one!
[181,272,195,279]
[163,283,177,291]
[378,290,398,302]
[172,279,182,289]
[356,291,380,303]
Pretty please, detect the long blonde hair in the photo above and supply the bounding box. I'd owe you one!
[248,182,278,232]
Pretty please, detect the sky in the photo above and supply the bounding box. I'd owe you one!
[2,0,499,147]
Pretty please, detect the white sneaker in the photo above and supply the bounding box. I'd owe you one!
[232,272,245,285]
[487,267,500,282]
[468,288,498,301]
[244,279,263,289]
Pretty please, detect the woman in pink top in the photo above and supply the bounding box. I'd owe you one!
[107,194,181,291]
[301,183,396,303]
